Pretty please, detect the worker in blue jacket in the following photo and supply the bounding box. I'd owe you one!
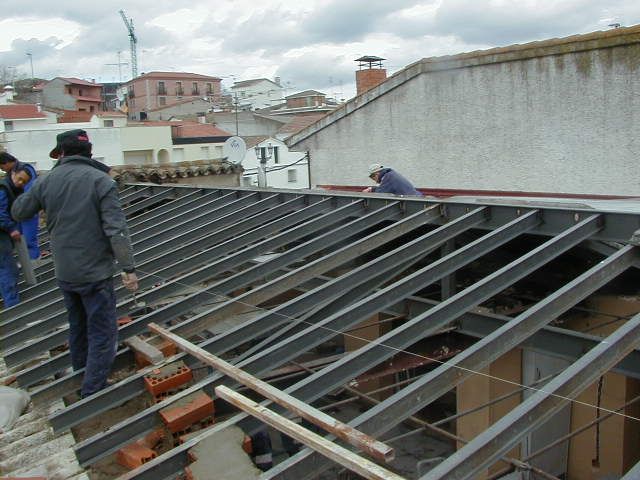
[0,165,33,307]
[363,163,423,196]
[0,152,40,260]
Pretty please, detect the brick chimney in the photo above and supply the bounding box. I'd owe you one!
[355,56,387,95]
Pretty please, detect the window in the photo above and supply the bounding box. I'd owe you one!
[89,105,95,112]
[104,119,114,127]
[78,88,83,96]
[200,146,210,159]
[192,82,199,95]
[159,96,166,106]
[287,169,297,183]
[158,81,166,95]
[273,146,279,164]
[176,81,183,96]
[67,87,73,94]
[4,120,14,131]
[206,83,213,94]
[128,87,135,98]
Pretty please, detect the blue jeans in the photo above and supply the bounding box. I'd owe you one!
[0,234,19,308]
[58,277,117,397]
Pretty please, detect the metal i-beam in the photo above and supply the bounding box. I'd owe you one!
[311,244,639,479]
[14,200,367,384]
[121,188,176,216]
[262,215,604,480]
[49,206,444,432]
[127,190,218,230]
[119,186,151,205]
[1,194,298,348]
[424,310,640,480]
[71,208,533,465]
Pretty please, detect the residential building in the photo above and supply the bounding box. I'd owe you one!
[287,25,640,198]
[125,72,222,121]
[0,104,55,133]
[41,77,103,113]
[145,98,217,121]
[261,89,338,116]
[240,136,309,189]
[230,78,284,110]
[100,82,123,111]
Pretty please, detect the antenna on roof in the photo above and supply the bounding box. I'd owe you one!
[119,10,138,79]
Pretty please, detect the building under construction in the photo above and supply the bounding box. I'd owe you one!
[1,183,639,480]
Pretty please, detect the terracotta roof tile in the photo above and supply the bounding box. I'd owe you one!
[59,77,103,87]
[0,104,47,119]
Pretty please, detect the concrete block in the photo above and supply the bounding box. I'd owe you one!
[135,339,177,369]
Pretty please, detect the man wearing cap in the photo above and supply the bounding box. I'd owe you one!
[363,163,423,196]
[12,129,139,398]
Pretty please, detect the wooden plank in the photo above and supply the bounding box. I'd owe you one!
[148,322,394,463]
[124,336,165,365]
[216,385,405,480]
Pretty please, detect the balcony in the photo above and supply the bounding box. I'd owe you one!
[191,88,199,96]
[157,86,167,95]
[176,88,184,96]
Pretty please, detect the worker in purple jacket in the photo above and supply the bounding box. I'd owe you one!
[363,163,423,196]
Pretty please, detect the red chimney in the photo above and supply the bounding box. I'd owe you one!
[355,56,387,95]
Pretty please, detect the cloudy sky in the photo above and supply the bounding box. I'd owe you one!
[1,0,639,99]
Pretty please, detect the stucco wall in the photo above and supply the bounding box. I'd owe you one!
[42,79,76,110]
[4,127,122,169]
[294,39,640,196]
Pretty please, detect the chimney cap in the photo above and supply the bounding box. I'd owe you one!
[355,56,386,69]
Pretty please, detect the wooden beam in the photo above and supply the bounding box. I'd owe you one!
[216,385,405,480]
[148,322,394,463]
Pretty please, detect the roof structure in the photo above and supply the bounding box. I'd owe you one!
[110,160,242,184]
[2,185,640,479]
[287,24,640,148]
[0,104,47,119]
[285,90,326,99]
[232,78,282,89]
[128,72,222,83]
[58,77,103,87]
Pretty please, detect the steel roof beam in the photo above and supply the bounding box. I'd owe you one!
[121,188,176,217]
[425,309,640,480]
[72,207,536,465]
[19,200,385,389]
[49,205,446,432]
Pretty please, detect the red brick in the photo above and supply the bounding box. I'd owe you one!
[159,391,214,434]
[144,362,193,396]
[117,315,133,327]
[117,443,157,469]
[242,435,253,454]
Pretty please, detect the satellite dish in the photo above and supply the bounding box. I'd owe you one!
[223,136,247,165]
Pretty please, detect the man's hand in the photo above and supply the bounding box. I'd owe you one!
[362,187,373,193]
[9,230,21,241]
[121,271,139,292]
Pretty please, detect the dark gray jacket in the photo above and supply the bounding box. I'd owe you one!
[11,155,135,283]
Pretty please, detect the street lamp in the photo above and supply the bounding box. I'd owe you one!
[26,53,34,79]
[254,142,273,188]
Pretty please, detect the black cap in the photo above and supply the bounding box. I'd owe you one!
[49,129,90,159]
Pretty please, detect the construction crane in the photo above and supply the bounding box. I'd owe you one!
[119,9,138,79]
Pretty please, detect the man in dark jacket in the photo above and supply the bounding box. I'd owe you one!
[0,166,32,307]
[0,152,40,260]
[363,163,423,196]
[12,129,139,397]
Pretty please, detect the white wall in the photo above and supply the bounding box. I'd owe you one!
[292,41,640,196]
[242,138,309,189]
[232,81,284,110]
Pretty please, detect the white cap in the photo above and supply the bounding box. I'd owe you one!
[368,163,384,176]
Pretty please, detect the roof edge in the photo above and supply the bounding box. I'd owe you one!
[287,24,640,148]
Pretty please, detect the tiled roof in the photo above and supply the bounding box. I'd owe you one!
[232,78,281,89]
[0,104,47,119]
[130,72,222,82]
[285,89,326,99]
[132,120,232,138]
[277,113,327,137]
[241,135,270,149]
[59,77,102,87]
[111,159,242,184]
[58,110,93,123]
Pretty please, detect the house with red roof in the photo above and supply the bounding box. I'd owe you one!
[125,72,222,121]
[0,103,55,132]
[42,77,103,113]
